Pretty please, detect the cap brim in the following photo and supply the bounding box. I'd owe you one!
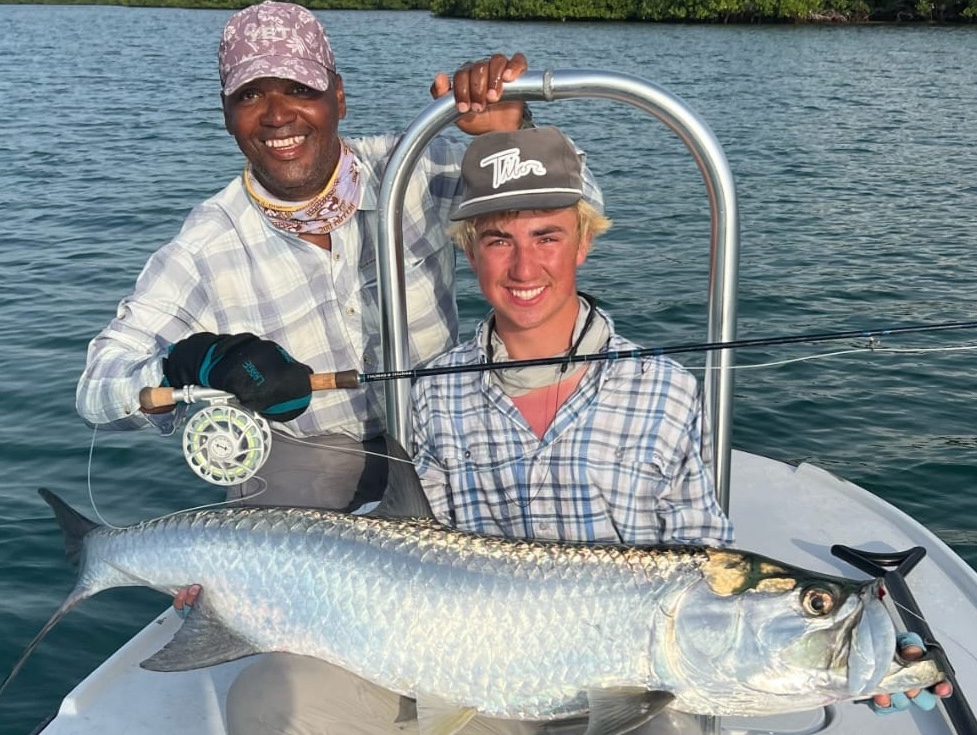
[222,56,332,96]
[449,189,582,221]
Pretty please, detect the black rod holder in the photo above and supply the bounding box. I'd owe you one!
[831,545,976,735]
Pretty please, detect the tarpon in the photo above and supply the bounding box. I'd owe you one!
[0,440,944,735]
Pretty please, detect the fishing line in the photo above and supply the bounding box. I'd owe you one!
[85,336,977,519]
[85,424,124,530]
[269,429,417,465]
[888,598,977,670]
[689,342,977,373]
[85,421,272,529]
[150,477,270,521]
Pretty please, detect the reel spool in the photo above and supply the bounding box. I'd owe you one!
[182,402,271,486]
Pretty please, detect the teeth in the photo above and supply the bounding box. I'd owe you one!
[265,136,306,149]
[510,286,544,300]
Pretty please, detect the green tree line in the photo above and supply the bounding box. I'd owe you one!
[6,0,973,21]
[4,0,429,7]
[430,0,977,20]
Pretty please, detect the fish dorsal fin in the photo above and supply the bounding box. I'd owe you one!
[140,602,262,672]
[415,695,478,735]
[367,434,436,520]
[583,687,675,735]
[38,488,98,568]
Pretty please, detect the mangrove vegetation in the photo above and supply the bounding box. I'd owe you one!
[5,0,974,22]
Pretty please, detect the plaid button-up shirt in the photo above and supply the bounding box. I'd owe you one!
[412,311,734,547]
[77,134,467,438]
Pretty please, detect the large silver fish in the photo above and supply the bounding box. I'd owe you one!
[1,442,944,735]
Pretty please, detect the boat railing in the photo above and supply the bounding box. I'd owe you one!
[375,68,740,512]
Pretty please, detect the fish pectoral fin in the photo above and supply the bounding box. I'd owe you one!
[139,603,261,672]
[583,687,675,735]
[415,694,478,735]
[395,695,418,723]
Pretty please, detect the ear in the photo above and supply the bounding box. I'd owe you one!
[576,234,592,266]
[334,75,347,120]
[221,94,233,135]
[464,244,478,273]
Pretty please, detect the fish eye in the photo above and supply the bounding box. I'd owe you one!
[800,586,837,616]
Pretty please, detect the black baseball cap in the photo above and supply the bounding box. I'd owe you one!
[449,126,584,221]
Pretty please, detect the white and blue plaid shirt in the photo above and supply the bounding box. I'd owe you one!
[77,134,468,438]
[412,309,734,547]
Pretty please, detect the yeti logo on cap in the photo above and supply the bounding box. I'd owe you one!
[481,147,546,190]
[246,25,300,44]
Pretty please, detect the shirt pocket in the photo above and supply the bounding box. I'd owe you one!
[435,445,525,524]
[588,442,676,503]
[439,441,524,478]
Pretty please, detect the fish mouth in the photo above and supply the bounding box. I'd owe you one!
[844,581,896,696]
[843,581,946,697]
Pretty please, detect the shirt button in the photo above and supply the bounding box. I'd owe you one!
[346,306,356,315]
[333,252,341,261]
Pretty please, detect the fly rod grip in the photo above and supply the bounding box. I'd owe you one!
[310,370,361,391]
[139,386,177,411]
[138,385,232,410]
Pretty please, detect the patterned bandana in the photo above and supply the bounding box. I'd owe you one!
[486,294,611,397]
[244,142,362,236]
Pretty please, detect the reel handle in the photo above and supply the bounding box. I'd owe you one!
[138,370,362,411]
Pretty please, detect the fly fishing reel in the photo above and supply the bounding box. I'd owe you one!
[182,400,271,486]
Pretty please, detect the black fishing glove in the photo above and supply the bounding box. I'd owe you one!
[162,332,313,422]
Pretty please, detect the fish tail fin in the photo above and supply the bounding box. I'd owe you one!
[0,573,90,698]
[38,487,99,568]
[0,490,101,699]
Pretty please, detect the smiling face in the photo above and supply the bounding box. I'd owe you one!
[466,207,591,359]
[223,75,346,202]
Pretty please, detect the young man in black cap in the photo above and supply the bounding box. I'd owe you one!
[412,126,733,548]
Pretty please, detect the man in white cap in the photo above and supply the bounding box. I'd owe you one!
[76,2,583,512]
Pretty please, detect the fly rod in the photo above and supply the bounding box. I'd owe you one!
[139,318,977,411]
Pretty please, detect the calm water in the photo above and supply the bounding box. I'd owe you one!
[1,5,976,731]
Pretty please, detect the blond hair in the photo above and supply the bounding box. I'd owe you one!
[448,200,612,256]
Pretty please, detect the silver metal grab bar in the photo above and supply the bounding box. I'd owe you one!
[375,68,740,514]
